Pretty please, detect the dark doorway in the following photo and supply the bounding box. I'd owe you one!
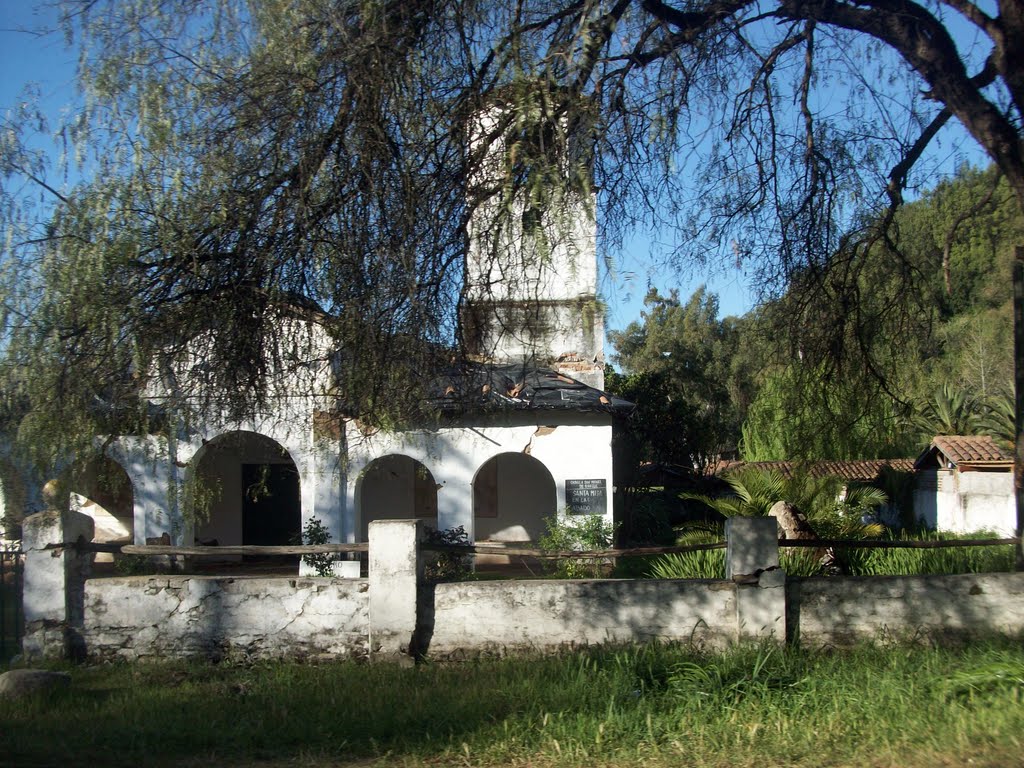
[241,463,301,548]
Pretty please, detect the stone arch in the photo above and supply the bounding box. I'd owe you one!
[189,430,301,549]
[356,455,437,541]
[69,456,135,555]
[473,453,556,542]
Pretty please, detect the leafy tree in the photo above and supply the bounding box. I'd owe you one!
[739,162,1021,461]
[740,361,917,461]
[608,287,740,471]
[892,168,1023,316]
[2,0,1024,466]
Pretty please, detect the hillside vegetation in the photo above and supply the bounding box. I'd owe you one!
[609,164,1020,464]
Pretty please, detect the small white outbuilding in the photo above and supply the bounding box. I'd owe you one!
[913,435,1015,536]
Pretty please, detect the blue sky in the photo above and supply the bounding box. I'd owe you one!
[0,1,991,337]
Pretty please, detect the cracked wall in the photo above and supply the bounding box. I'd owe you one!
[424,579,737,657]
[83,575,369,661]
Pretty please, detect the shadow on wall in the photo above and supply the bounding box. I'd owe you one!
[473,452,555,542]
[357,455,438,541]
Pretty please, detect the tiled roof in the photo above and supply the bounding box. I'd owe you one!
[919,435,1013,468]
[717,459,914,483]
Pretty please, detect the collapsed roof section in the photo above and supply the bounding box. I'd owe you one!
[428,361,634,415]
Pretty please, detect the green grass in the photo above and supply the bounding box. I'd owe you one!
[2,638,1023,767]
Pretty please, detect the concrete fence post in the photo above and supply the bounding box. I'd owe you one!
[726,516,785,642]
[368,518,423,664]
[22,480,95,661]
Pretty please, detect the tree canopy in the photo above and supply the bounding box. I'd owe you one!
[1,0,1022,463]
[616,163,1019,464]
[608,287,741,471]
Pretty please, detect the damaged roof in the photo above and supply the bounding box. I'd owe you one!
[429,362,634,414]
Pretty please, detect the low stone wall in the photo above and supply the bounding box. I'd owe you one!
[789,572,1024,644]
[423,579,738,656]
[83,575,369,661]
[20,510,1024,663]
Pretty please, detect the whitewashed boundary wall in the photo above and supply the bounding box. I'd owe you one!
[20,515,1024,663]
[83,576,369,661]
[788,572,1024,644]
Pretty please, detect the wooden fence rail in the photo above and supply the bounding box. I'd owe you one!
[45,536,1020,560]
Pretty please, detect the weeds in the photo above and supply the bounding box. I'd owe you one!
[845,529,1014,575]
[538,512,616,578]
[649,527,1013,579]
[3,638,1023,767]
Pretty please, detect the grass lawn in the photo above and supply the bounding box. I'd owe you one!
[2,638,1022,768]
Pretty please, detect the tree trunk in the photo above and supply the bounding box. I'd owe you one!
[1014,246,1023,571]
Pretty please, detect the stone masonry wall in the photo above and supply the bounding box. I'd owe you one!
[789,572,1024,644]
[83,575,369,661]
[23,515,1024,663]
[422,579,737,657]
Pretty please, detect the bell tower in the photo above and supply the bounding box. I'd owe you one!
[462,90,605,390]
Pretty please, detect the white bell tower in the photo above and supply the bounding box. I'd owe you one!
[462,93,605,390]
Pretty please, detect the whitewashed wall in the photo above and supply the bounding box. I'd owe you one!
[83,575,369,661]
[22,515,1024,663]
[425,580,736,655]
[789,572,1024,644]
[914,469,1015,536]
[347,413,615,543]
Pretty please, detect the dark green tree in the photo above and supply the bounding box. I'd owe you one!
[608,287,740,472]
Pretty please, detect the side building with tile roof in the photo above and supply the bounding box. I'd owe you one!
[913,435,1015,536]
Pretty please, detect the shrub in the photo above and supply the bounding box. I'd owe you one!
[300,516,335,577]
[648,529,725,579]
[423,526,472,582]
[846,529,1014,575]
[538,513,616,578]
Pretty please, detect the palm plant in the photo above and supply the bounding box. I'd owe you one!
[682,467,886,532]
[978,393,1014,448]
[661,467,887,578]
[910,383,985,439]
[680,467,786,518]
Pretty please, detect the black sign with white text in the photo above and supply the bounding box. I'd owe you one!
[565,478,607,516]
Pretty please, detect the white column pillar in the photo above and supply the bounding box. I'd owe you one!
[368,518,422,664]
[22,481,95,660]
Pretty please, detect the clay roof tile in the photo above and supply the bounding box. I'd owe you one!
[930,435,1012,465]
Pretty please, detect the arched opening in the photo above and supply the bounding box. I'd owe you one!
[191,431,301,552]
[70,457,134,561]
[473,453,555,542]
[357,455,437,541]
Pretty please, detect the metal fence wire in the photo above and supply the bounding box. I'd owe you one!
[1,544,24,661]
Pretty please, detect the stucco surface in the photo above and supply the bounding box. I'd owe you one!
[423,579,737,656]
[83,576,369,661]
[789,572,1024,644]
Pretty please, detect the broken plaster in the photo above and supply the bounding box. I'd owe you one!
[522,425,558,455]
